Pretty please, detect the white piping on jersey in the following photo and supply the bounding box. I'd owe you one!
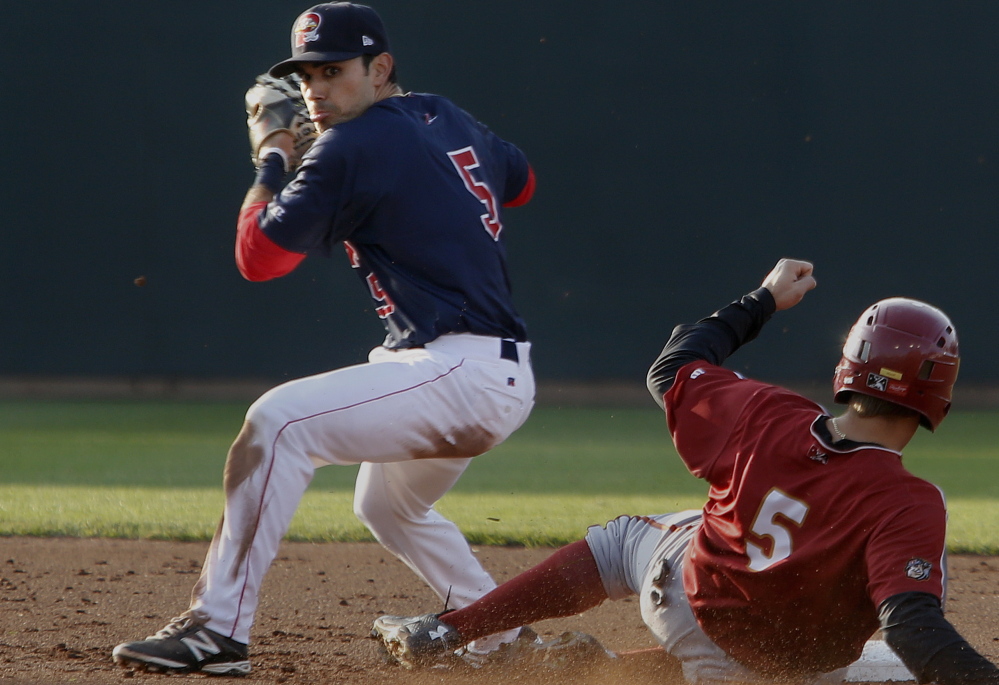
[932,483,949,610]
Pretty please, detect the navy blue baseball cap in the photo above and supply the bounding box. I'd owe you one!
[268,3,391,78]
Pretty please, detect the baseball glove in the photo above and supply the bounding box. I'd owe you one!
[245,73,317,169]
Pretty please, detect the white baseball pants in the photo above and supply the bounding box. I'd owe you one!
[186,333,534,649]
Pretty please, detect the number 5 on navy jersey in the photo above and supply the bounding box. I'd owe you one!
[448,146,503,240]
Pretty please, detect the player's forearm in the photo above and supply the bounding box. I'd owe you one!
[880,592,999,684]
[646,287,776,408]
[241,150,286,211]
[234,148,306,281]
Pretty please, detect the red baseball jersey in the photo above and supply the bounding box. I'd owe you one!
[665,362,947,677]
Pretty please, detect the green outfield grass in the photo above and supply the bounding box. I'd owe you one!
[0,400,997,552]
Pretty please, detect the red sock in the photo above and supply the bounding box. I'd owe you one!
[442,539,608,643]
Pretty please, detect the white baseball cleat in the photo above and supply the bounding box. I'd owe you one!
[372,612,615,671]
[371,613,465,669]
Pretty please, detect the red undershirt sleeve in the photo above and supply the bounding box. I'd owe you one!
[235,202,307,282]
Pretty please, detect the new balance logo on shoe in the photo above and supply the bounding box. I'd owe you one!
[180,630,222,661]
[112,617,251,675]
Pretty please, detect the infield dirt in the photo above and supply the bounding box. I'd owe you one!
[1,538,996,685]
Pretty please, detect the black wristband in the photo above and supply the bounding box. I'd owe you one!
[253,152,286,194]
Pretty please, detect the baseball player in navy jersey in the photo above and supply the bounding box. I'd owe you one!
[113,2,536,675]
[374,259,999,685]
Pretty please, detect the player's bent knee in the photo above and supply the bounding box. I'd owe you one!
[353,491,422,535]
[241,394,297,445]
[244,390,288,428]
[223,421,266,494]
[352,492,389,529]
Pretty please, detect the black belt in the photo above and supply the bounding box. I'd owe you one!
[500,339,519,363]
[407,339,520,363]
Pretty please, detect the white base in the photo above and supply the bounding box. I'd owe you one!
[844,640,914,682]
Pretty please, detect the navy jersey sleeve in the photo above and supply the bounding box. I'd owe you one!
[451,104,533,209]
[256,129,355,255]
[494,137,532,205]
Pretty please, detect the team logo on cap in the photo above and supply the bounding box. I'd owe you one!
[905,557,932,581]
[294,12,322,47]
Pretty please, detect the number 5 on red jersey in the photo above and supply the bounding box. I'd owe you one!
[746,488,809,572]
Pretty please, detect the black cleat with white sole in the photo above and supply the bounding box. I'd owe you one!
[112,616,251,676]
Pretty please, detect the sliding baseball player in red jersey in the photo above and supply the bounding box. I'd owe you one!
[374,259,999,685]
[114,2,536,675]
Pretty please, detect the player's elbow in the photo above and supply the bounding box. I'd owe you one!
[235,243,276,281]
[646,370,668,410]
[236,253,302,281]
[238,263,277,282]
[503,166,536,208]
[235,206,306,281]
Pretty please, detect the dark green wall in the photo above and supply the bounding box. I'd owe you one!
[3,1,997,387]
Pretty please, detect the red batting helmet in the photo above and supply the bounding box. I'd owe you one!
[833,298,959,431]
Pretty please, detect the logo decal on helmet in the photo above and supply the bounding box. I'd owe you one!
[866,373,889,392]
[887,380,909,396]
[294,12,322,47]
[905,557,932,581]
